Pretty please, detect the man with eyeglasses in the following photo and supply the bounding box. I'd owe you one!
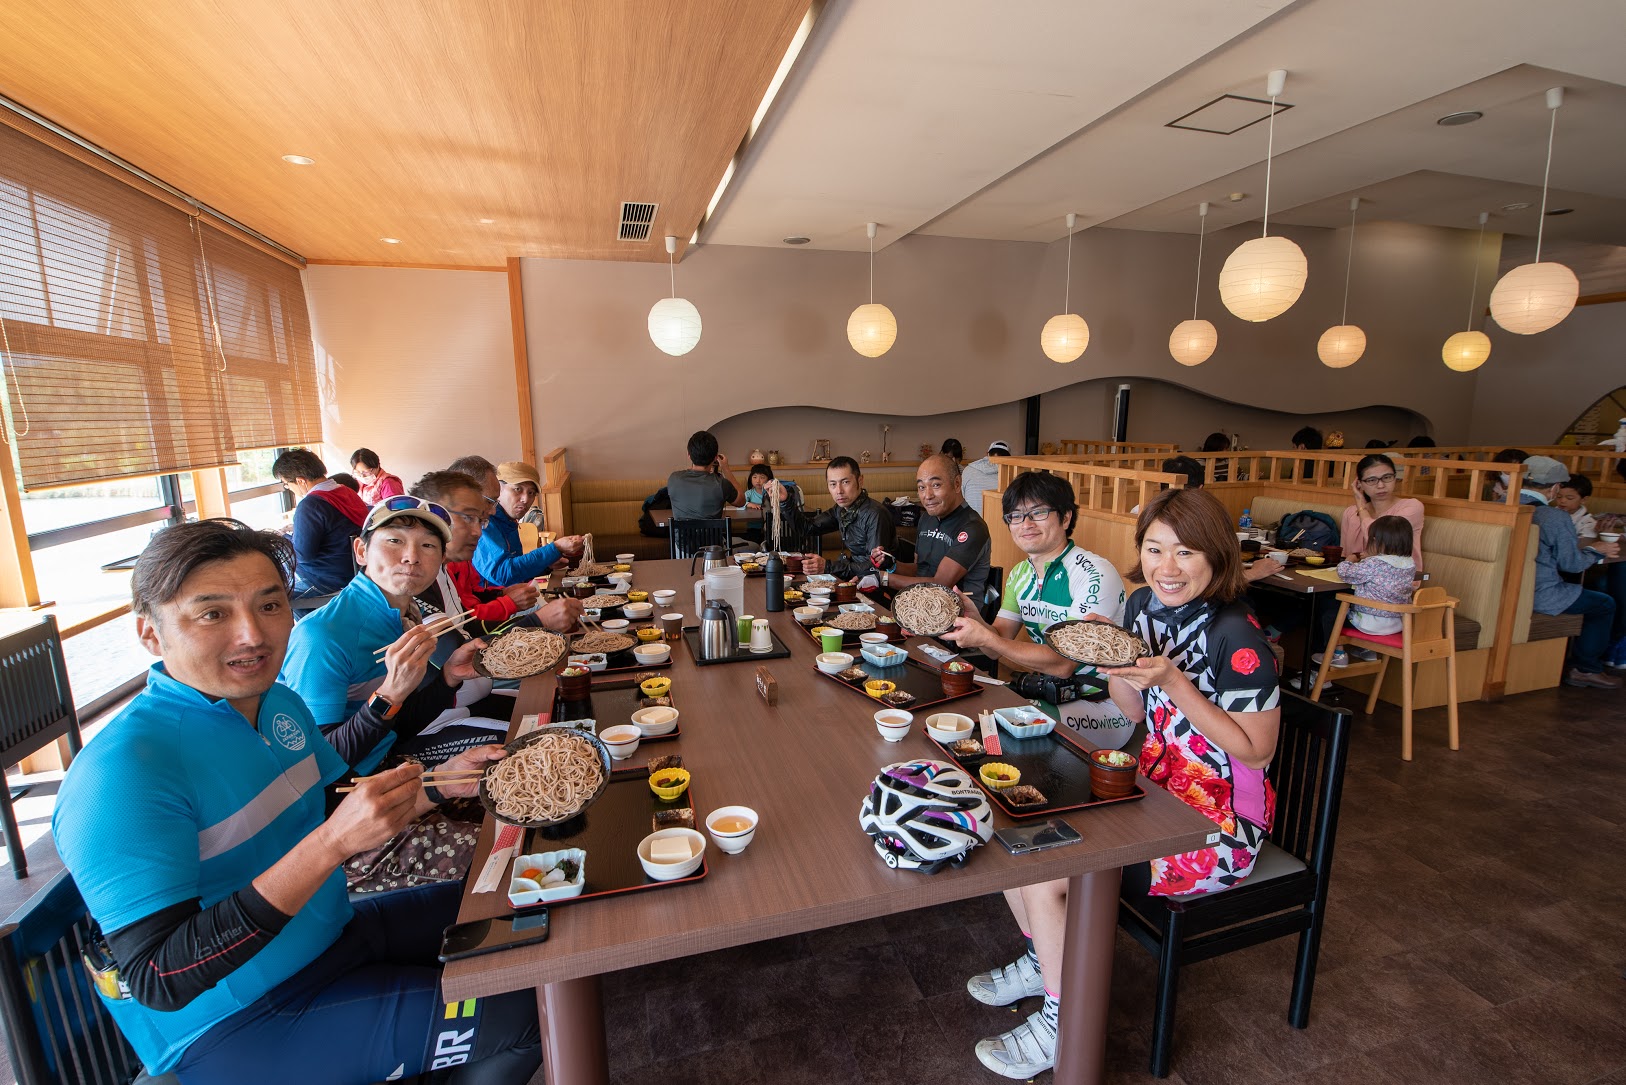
[412,471,583,636]
[473,461,585,586]
[943,471,1125,679]
[872,454,992,601]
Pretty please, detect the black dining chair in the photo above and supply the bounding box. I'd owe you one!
[0,870,174,1084]
[668,518,732,559]
[0,616,82,878]
[1118,690,1351,1078]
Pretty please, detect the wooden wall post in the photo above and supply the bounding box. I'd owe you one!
[0,436,40,607]
[507,258,538,466]
[191,468,231,519]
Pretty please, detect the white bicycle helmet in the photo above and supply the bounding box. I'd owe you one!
[859,759,993,874]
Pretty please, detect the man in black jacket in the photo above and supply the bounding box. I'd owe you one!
[803,456,896,579]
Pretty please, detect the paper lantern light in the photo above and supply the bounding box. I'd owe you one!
[1219,235,1308,322]
[847,302,897,358]
[1040,313,1089,363]
[1441,330,1491,372]
[1317,324,1366,368]
[1169,319,1217,366]
[1489,261,1579,335]
[648,297,702,356]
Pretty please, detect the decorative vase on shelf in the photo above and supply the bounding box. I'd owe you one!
[860,450,873,464]
[749,449,766,465]
[810,439,832,462]
[917,443,933,460]
[766,450,782,466]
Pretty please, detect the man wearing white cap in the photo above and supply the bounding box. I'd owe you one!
[473,460,585,586]
[961,440,1010,523]
[1519,455,1622,688]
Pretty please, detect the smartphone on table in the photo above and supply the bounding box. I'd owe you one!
[439,909,551,963]
[994,819,1082,856]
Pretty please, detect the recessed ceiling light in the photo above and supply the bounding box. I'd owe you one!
[1544,207,1574,216]
[477,218,495,225]
[1435,111,1483,127]
[281,154,315,165]
[380,237,401,244]
[1501,202,1531,213]
[1228,192,1246,202]
[782,236,811,245]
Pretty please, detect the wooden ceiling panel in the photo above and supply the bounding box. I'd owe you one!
[0,0,809,265]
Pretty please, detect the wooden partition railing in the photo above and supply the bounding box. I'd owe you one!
[1053,439,1178,458]
[988,456,1185,574]
[538,446,572,535]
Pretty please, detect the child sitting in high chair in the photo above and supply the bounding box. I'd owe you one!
[1313,514,1418,668]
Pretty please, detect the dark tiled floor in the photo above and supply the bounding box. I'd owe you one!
[598,684,1626,1085]
[2,684,1623,1085]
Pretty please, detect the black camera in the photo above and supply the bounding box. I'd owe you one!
[1008,670,1106,706]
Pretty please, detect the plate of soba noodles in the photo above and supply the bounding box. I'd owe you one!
[480,726,614,828]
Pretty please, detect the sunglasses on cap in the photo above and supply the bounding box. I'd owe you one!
[363,494,452,532]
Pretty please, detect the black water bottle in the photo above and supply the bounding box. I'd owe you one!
[764,553,785,613]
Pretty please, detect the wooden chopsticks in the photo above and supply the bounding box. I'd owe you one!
[371,610,476,656]
[335,767,485,794]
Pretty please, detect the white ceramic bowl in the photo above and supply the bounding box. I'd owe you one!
[839,603,875,614]
[633,643,672,665]
[638,828,706,881]
[631,705,680,737]
[508,848,587,906]
[993,705,1057,739]
[875,709,913,742]
[652,589,678,606]
[858,632,888,646]
[599,724,641,760]
[793,605,824,625]
[1600,532,1622,544]
[816,651,854,675]
[621,601,655,620]
[925,712,975,743]
[600,619,631,636]
[704,806,759,854]
[615,553,636,563]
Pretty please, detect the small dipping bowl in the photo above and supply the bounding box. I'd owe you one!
[637,828,706,881]
[599,724,641,760]
[615,553,636,564]
[600,618,631,636]
[980,762,1021,790]
[858,631,889,647]
[639,676,672,699]
[652,589,678,607]
[648,767,691,801]
[636,627,663,643]
[631,705,679,737]
[622,601,654,620]
[925,712,975,744]
[816,651,854,675]
[793,605,824,625]
[704,806,760,854]
[863,679,896,700]
[874,709,913,742]
[633,643,672,665]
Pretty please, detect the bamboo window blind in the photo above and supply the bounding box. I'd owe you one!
[0,119,319,489]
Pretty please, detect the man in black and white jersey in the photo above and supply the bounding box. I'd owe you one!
[872,454,992,601]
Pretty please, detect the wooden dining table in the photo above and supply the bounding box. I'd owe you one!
[444,559,1212,1084]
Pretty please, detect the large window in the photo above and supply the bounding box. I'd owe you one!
[226,447,291,531]
[20,474,181,608]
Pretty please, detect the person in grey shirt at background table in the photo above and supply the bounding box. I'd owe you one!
[960,440,1009,521]
[667,430,741,522]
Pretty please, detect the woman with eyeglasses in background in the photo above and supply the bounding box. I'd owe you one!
[1343,452,1424,568]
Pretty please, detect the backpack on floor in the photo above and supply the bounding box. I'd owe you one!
[1275,509,1340,550]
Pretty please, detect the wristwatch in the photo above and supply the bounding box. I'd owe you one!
[366,691,401,720]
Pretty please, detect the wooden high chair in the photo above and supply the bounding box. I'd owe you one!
[1309,585,1459,761]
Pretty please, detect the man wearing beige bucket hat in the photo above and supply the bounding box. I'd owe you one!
[473,460,585,585]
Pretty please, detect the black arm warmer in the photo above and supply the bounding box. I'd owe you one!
[103,887,292,1013]
[320,676,457,770]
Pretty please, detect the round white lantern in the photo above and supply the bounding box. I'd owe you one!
[1168,319,1217,366]
[1317,324,1366,368]
[1489,261,1579,335]
[1441,330,1492,372]
[847,302,897,357]
[1218,235,1308,322]
[1040,313,1089,363]
[648,297,702,356]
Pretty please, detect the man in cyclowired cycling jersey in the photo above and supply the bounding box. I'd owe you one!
[52,519,540,1085]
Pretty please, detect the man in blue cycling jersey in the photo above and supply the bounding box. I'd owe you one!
[52,519,539,1084]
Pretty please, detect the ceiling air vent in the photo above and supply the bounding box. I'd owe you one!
[1166,95,1292,136]
[618,201,658,241]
